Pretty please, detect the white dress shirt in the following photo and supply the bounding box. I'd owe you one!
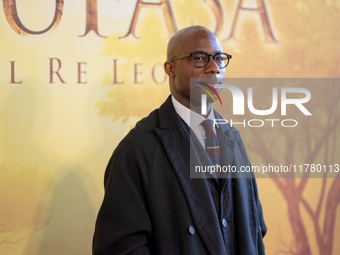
[171,96,216,148]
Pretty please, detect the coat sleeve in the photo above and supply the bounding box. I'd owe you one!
[235,129,267,238]
[93,136,153,255]
[231,128,267,254]
[255,181,267,238]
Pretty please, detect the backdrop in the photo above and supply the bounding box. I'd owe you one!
[0,0,339,254]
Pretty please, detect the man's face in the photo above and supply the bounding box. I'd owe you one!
[171,30,226,107]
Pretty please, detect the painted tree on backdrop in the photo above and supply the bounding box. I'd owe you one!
[242,80,340,255]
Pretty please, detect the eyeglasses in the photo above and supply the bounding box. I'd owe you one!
[169,51,232,69]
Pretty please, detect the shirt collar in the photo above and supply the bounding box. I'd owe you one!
[171,96,216,127]
[172,96,217,148]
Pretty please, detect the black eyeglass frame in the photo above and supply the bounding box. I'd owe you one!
[169,51,232,69]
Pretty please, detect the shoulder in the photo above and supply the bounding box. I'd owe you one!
[119,95,180,149]
[228,125,244,145]
[104,108,163,188]
[214,110,244,145]
[117,108,161,154]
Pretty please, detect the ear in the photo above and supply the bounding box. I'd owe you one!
[164,61,175,78]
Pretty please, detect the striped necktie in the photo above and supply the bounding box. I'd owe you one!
[200,119,220,168]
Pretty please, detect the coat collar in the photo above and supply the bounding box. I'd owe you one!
[157,95,181,130]
[155,96,227,254]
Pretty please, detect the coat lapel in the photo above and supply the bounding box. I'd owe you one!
[154,97,227,255]
[214,110,235,170]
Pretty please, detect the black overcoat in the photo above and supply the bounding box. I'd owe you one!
[93,96,267,254]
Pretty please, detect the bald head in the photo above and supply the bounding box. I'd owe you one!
[166,26,218,61]
[163,25,226,112]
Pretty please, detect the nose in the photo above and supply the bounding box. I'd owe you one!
[204,57,220,75]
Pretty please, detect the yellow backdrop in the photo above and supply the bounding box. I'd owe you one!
[0,0,339,254]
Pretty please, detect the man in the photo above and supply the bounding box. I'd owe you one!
[93,25,266,254]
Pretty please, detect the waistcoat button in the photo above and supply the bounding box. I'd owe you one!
[222,218,228,228]
[257,225,262,234]
[188,225,195,235]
